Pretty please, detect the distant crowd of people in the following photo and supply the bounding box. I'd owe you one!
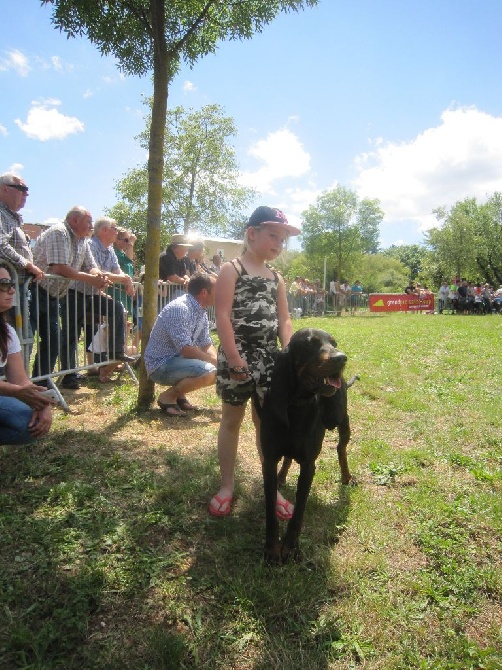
[436,277,502,314]
[401,278,502,314]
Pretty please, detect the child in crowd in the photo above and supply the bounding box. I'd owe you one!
[209,206,300,518]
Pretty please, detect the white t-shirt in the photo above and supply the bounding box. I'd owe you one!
[0,324,21,367]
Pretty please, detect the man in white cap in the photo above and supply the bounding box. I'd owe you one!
[158,233,191,287]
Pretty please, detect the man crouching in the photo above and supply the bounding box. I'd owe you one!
[144,272,217,417]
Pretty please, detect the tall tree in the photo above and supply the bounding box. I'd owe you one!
[356,197,382,254]
[113,103,254,252]
[426,195,502,286]
[426,199,480,283]
[474,193,502,284]
[42,0,318,407]
[301,185,383,284]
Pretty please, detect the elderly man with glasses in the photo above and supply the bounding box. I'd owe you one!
[0,172,45,328]
[0,172,45,284]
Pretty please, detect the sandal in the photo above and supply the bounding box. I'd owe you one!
[276,498,294,520]
[157,400,187,417]
[208,494,233,517]
[177,398,198,411]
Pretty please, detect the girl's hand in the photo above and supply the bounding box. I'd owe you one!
[228,357,251,379]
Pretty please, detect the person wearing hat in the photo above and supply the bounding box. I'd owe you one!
[209,205,300,518]
[158,233,191,286]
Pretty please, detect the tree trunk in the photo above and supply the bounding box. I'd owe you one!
[137,0,169,408]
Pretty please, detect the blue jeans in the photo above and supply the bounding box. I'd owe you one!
[149,356,216,386]
[0,397,34,445]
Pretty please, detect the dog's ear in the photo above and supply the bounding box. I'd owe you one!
[266,348,297,427]
[320,382,348,430]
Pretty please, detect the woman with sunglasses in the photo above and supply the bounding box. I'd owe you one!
[0,263,52,445]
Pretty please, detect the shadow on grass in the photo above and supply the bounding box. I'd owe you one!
[0,420,353,669]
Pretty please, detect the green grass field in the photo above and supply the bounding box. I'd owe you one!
[1,313,501,669]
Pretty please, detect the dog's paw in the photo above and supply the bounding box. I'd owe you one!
[281,542,302,564]
[264,542,283,565]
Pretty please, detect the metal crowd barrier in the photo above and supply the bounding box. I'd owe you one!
[288,291,369,317]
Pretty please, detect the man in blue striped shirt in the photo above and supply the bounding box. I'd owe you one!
[144,272,217,417]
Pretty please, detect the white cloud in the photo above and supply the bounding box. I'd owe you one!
[183,80,196,92]
[35,55,73,72]
[14,100,84,141]
[0,124,7,137]
[37,97,61,107]
[83,89,94,99]
[51,56,63,71]
[353,106,502,234]
[0,49,31,76]
[240,128,311,194]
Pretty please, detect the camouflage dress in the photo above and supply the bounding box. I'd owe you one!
[217,258,280,406]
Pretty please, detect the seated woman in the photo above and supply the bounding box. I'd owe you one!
[0,263,53,445]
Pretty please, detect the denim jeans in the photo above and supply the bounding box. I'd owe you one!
[149,355,216,386]
[0,396,34,445]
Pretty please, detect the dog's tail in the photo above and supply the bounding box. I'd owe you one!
[346,374,359,389]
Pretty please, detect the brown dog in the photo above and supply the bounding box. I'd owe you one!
[259,327,356,564]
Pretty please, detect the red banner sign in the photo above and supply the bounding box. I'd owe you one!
[369,293,435,312]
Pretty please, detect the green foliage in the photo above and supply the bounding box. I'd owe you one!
[356,253,410,293]
[42,0,319,78]
[112,103,255,254]
[383,243,428,281]
[301,185,383,283]
[426,193,502,285]
[275,250,409,293]
[357,197,383,254]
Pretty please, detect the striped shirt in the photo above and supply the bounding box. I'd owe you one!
[32,221,97,298]
[144,292,212,376]
[0,203,33,280]
[72,236,120,294]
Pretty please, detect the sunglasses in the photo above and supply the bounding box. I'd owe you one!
[0,278,16,292]
[6,183,29,194]
[118,238,130,243]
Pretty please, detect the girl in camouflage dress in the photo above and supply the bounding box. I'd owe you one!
[209,206,300,517]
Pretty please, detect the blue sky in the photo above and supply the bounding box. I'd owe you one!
[2,0,502,250]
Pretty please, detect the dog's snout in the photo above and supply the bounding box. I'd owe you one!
[330,350,347,364]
